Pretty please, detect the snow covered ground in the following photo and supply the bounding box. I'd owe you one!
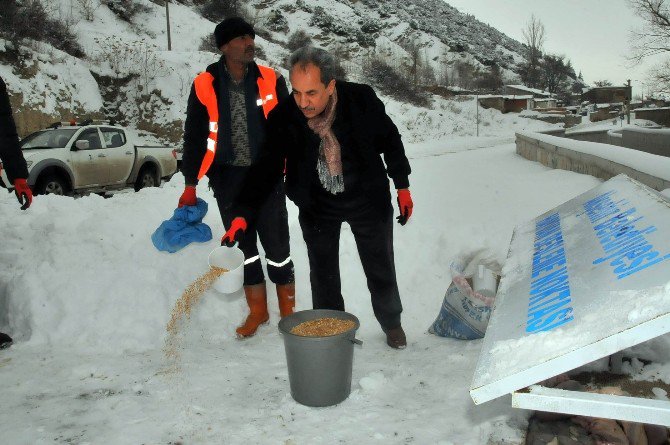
[3,86,670,442]
[3,127,625,444]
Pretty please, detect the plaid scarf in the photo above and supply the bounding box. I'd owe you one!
[307,87,344,194]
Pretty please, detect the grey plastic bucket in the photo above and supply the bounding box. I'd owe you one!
[278,309,362,407]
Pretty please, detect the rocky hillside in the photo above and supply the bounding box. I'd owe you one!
[0,0,534,143]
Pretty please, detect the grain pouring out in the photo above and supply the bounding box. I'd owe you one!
[164,267,228,362]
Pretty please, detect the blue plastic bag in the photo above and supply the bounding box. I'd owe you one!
[151,198,212,253]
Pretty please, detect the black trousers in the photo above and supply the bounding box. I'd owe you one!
[214,180,294,286]
[298,204,403,331]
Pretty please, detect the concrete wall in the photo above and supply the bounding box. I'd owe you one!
[515,132,670,191]
[635,108,670,127]
[564,129,611,143]
[540,128,566,137]
[620,128,670,156]
[561,127,670,154]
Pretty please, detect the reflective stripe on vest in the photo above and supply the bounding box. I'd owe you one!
[193,65,279,180]
[256,65,278,116]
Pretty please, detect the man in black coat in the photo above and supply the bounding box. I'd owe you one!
[177,18,296,338]
[0,76,34,349]
[223,46,414,349]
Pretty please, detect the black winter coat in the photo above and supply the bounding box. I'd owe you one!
[235,80,411,218]
[181,58,289,186]
[0,77,28,183]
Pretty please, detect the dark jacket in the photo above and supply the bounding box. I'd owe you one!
[236,80,411,218]
[181,58,289,186]
[0,77,28,183]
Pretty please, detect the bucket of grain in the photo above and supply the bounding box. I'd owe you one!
[278,309,362,407]
[207,246,244,294]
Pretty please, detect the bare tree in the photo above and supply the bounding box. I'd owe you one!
[521,14,545,88]
[628,0,670,92]
[454,60,478,90]
[398,37,422,86]
[629,0,670,60]
[594,80,613,87]
[648,59,670,93]
[76,0,99,21]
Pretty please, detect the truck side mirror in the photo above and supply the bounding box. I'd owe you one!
[74,140,89,150]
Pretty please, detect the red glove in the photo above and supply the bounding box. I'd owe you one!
[14,178,32,210]
[221,217,247,247]
[178,185,197,208]
[396,189,413,225]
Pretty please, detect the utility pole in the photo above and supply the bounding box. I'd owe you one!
[476,95,479,137]
[626,79,631,125]
[166,0,172,51]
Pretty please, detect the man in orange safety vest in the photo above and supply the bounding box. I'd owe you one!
[178,17,295,339]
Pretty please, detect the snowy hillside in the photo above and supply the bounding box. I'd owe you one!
[0,0,536,144]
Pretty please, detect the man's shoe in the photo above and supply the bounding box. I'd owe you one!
[385,326,406,349]
[0,332,13,349]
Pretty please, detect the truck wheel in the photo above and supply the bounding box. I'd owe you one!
[135,166,158,192]
[36,174,69,196]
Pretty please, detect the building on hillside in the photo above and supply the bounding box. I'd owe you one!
[589,103,625,123]
[582,86,631,105]
[504,85,552,99]
[477,95,533,113]
[568,93,583,107]
[503,85,559,109]
[423,85,475,98]
[533,98,558,109]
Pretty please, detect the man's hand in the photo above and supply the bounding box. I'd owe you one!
[178,185,197,208]
[396,189,413,225]
[221,217,248,247]
[14,178,32,210]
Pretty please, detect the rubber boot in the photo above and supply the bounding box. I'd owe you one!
[276,283,296,318]
[236,283,269,338]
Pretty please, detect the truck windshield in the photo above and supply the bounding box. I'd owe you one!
[21,129,78,149]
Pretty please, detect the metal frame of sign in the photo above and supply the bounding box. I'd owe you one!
[512,385,670,425]
[469,175,670,425]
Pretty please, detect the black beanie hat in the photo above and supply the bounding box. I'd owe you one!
[214,17,255,48]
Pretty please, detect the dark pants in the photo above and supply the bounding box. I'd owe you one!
[298,204,403,331]
[214,180,294,286]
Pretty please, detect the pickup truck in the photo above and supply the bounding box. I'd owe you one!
[0,122,178,195]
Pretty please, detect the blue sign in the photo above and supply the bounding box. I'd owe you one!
[471,174,670,405]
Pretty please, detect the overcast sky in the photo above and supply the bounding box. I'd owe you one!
[443,0,662,96]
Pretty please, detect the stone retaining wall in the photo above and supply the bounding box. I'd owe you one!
[515,132,670,191]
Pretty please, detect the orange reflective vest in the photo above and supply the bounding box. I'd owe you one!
[193,64,279,180]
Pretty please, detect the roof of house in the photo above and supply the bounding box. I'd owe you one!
[505,85,552,97]
[477,94,533,100]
